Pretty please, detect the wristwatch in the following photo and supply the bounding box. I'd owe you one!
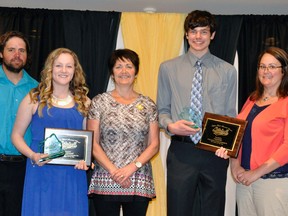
[134,161,142,169]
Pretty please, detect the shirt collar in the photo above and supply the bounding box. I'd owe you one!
[187,50,213,68]
[0,65,7,80]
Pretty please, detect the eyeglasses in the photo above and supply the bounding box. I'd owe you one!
[258,65,282,72]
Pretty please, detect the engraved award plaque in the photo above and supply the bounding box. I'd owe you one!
[196,112,247,158]
[40,128,93,166]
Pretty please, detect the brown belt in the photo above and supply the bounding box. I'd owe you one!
[0,154,26,162]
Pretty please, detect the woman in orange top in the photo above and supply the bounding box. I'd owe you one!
[217,47,288,216]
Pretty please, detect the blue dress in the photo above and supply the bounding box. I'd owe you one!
[22,105,88,216]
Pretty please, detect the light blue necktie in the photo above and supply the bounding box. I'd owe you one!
[190,60,203,143]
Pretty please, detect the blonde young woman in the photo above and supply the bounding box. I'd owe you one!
[12,48,90,216]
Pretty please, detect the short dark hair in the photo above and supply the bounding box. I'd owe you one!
[108,49,140,76]
[0,31,32,69]
[184,10,216,34]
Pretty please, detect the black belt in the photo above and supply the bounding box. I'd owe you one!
[171,135,196,144]
[0,154,26,162]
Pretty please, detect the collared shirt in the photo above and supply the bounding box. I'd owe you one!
[0,65,38,155]
[157,50,237,132]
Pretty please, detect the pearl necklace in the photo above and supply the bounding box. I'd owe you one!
[51,94,73,106]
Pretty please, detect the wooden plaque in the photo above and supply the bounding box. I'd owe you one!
[196,112,247,158]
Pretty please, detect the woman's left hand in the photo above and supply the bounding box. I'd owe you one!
[74,160,89,170]
[111,163,135,187]
[237,169,260,186]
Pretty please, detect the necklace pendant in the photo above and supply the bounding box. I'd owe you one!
[57,100,69,106]
[52,94,73,106]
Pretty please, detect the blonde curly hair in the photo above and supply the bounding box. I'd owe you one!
[29,48,89,117]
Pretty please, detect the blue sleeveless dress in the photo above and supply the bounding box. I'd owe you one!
[21,105,88,216]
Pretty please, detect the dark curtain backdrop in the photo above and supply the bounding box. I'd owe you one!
[210,15,243,65]
[0,7,121,98]
[62,10,121,98]
[237,15,288,109]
